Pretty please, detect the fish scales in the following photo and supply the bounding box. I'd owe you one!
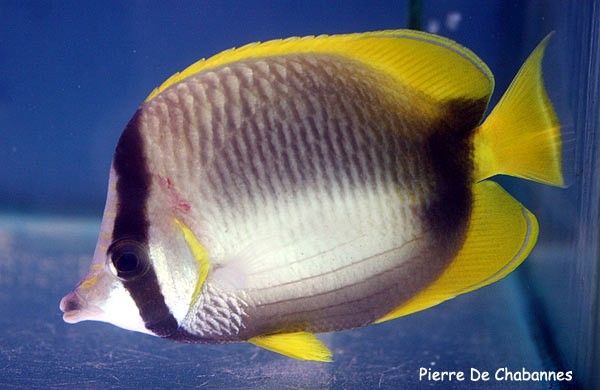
[138,54,464,338]
[60,30,564,361]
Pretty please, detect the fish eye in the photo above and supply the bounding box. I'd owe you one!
[107,239,149,280]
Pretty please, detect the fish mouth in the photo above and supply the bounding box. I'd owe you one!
[62,310,86,324]
[59,290,103,323]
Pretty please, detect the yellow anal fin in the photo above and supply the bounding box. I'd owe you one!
[248,331,332,362]
[146,29,494,107]
[376,180,539,323]
[174,219,210,304]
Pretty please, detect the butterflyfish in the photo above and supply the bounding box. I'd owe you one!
[59,30,564,362]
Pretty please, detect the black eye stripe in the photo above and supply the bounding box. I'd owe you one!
[107,239,149,280]
[111,111,179,337]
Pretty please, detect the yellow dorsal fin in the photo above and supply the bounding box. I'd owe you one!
[248,331,332,362]
[376,180,538,323]
[145,29,494,105]
[174,219,210,304]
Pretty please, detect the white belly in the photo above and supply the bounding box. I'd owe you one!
[187,178,438,337]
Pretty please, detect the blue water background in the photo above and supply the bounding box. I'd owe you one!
[0,0,537,214]
[1,1,598,388]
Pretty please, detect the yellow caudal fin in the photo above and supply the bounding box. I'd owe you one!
[248,331,332,362]
[146,29,493,106]
[474,33,564,186]
[376,181,538,323]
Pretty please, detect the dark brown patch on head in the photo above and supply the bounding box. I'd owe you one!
[112,110,179,338]
[423,98,488,241]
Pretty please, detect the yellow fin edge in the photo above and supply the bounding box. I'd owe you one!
[474,33,563,186]
[375,181,539,323]
[145,29,493,104]
[174,219,210,304]
[248,331,332,362]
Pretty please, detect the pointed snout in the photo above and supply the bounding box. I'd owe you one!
[59,289,102,324]
[60,290,82,312]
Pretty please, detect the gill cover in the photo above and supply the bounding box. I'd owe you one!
[174,219,211,305]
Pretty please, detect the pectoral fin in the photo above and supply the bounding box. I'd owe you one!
[248,331,332,362]
[376,180,539,323]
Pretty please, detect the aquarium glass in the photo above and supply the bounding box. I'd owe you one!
[1,1,598,388]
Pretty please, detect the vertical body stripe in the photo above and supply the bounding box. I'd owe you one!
[113,111,179,337]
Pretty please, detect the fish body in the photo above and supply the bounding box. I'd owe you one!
[60,30,563,361]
